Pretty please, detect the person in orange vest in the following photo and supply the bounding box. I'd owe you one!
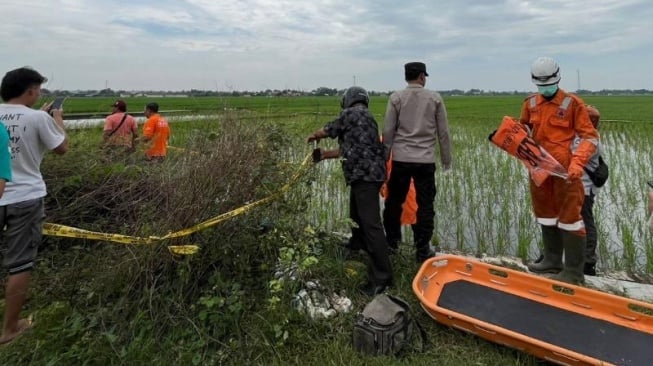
[379,137,418,236]
[534,105,605,276]
[142,102,170,161]
[522,57,599,285]
[380,160,417,228]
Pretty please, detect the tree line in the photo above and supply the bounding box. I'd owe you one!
[41,87,653,98]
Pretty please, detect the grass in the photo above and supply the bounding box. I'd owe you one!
[42,95,348,118]
[1,94,652,365]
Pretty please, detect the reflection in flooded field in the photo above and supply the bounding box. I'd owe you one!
[67,110,650,273]
[295,124,653,273]
[64,114,220,128]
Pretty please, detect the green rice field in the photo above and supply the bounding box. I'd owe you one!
[2,94,650,365]
[55,94,653,273]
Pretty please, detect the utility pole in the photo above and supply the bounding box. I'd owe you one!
[576,69,581,91]
[353,75,356,86]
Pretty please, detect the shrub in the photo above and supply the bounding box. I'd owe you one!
[1,118,311,364]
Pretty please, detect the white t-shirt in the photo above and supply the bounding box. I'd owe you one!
[0,104,66,205]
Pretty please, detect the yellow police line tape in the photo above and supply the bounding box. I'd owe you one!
[43,153,314,256]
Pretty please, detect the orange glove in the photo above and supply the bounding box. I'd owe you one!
[572,140,597,167]
[567,159,585,180]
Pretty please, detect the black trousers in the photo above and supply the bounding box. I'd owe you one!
[582,193,597,265]
[349,181,393,286]
[383,161,436,248]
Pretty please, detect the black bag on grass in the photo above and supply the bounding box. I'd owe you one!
[585,155,609,188]
[352,294,426,356]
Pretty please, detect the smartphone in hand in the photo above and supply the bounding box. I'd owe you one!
[49,96,66,112]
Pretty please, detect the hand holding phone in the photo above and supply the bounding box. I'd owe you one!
[49,96,65,111]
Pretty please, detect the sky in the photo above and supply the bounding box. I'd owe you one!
[1,0,652,92]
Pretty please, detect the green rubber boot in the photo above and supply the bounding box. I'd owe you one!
[527,225,563,274]
[552,231,586,285]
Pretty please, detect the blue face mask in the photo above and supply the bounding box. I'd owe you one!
[537,84,558,97]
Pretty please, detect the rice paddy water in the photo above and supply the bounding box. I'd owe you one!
[57,94,653,273]
[285,95,653,273]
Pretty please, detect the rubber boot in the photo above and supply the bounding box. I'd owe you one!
[527,226,563,273]
[552,231,586,285]
[415,240,435,264]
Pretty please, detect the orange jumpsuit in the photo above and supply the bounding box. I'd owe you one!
[380,159,417,225]
[519,90,598,234]
[379,137,417,225]
[143,113,170,158]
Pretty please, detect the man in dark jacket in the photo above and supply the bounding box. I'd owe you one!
[307,86,392,296]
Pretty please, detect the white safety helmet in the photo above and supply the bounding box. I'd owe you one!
[530,57,561,86]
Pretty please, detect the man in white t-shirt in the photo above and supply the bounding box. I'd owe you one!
[0,67,68,345]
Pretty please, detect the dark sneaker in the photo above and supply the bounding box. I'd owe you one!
[342,239,362,251]
[359,281,390,297]
[416,248,435,264]
[583,263,597,276]
[343,248,365,261]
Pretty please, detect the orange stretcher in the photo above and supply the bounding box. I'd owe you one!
[412,255,653,365]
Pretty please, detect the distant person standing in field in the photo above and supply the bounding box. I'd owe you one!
[522,57,599,285]
[382,61,452,263]
[142,102,170,161]
[576,105,604,276]
[307,86,392,296]
[0,67,68,345]
[102,99,138,154]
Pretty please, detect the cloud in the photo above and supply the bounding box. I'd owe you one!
[1,0,651,91]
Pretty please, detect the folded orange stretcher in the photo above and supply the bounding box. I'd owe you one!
[412,255,653,365]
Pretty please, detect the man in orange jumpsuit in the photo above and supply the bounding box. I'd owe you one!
[142,102,170,161]
[521,57,599,285]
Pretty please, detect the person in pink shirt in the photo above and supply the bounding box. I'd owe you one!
[102,99,138,154]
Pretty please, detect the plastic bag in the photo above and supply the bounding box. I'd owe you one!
[489,116,568,186]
